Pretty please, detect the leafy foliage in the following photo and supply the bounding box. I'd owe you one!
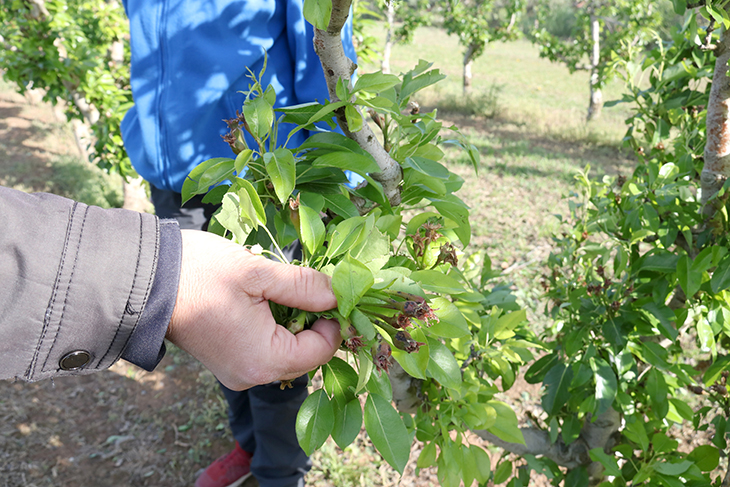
[0,0,134,176]
[185,59,538,484]
[528,9,730,486]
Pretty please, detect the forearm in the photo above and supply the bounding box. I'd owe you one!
[0,186,180,381]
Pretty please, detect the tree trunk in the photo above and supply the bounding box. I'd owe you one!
[463,43,477,95]
[702,25,730,210]
[381,0,396,74]
[586,16,602,121]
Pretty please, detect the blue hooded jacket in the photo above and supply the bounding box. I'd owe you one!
[121,0,356,192]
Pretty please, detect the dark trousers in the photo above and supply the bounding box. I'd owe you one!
[151,186,310,487]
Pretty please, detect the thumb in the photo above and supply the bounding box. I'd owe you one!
[266,318,342,381]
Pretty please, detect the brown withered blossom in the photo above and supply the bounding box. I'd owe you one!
[393,330,425,353]
[372,341,393,374]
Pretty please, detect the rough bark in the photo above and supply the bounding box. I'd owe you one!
[475,408,621,483]
[702,24,730,209]
[313,0,402,206]
[381,0,396,74]
[586,16,602,121]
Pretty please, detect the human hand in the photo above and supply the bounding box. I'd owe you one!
[166,230,341,390]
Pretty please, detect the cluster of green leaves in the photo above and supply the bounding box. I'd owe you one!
[184,59,539,485]
[0,0,134,176]
[442,0,524,77]
[528,12,730,486]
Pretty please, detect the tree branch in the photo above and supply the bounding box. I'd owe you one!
[475,408,621,480]
[702,17,730,211]
[313,0,402,206]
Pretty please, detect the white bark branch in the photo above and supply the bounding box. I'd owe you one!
[313,0,402,206]
[702,21,730,209]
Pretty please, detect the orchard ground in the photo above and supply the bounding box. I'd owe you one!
[1,29,636,486]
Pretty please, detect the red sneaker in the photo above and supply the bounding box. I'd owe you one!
[195,442,253,487]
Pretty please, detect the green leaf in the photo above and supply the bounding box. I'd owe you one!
[471,445,491,484]
[564,467,589,487]
[264,148,297,205]
[493,309,527,340]
[331,399,363,450]
[703,354,730,386]
[323,193,360,219]
[561,415,581,445]
[295,389,334,456]
[677,254,701,298]
[486,401,525,445]
[235,178,267,227]
[653,460,693,476]
[364,394,411,474]
[302,0,332,30]
[325,216,368,260]
[323,356,358,406]
[460,444,477,487]
[299,131,362,154]
[668,398,694,421]
[215,193,254,244]
[646,368,669,419]
[332,254,374,317]
[425,337,462,390]
[350,308,376,341]
[234,149,253,175]
[243,96,274,140]
[417,441,437,468]
[182,157,235,204]
[642,302,678,341]
[367,365,393,400]
[355,349,373,393]
[712,254,730,293]
[541,363,573,416]
[589,357,617,415]
[589,448,622,478]
[525,353,559,384]
[428,296,470,338]
[410,269,465,294]
[313,151,380,175]
[345,104,364,132]
[672,0,686,15]
[299,204,325,258]
[353,72,401,94]
[640,251,679,273]
[403,156,450,180]
[688,445,720,471]
[430,196,471,246]
[492,460,512,484]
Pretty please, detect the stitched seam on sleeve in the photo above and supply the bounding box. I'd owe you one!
[25,203,78,379]
[38,204,88,374]
[100,214,158,365]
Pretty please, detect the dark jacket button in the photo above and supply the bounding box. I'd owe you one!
[59,351,91,371]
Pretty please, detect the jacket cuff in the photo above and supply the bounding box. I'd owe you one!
[121,220,181,371]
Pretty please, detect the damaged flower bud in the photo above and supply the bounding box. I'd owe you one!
[402,300,439,326]
[342,325,365,353]
[372,341,393,374]
[393,331,425,353]
[436,243,458,267]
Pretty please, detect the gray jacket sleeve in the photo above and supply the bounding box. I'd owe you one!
[0,186,180,381]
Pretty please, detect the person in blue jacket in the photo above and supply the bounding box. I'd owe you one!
[120,1,356,486]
